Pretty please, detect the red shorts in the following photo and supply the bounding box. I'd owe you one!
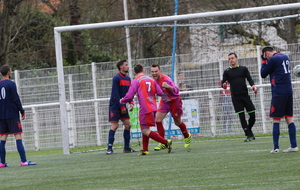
[157,98,183,119]
[0,118,23,135]
[139,112,156,129]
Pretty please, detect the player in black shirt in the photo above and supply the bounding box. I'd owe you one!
[221,53,258,142]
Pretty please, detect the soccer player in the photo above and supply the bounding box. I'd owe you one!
[150,64,192,151]
[106,60,137,155]
[120,64,172,156]
[260,46,298,153]
[0,65,36,167]
[221,53,257,142]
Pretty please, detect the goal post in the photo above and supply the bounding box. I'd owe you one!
[54,3,300,154]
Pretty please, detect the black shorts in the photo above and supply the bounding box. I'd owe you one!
[0,118,23,135]
[231,94,255,114]
[109,108,130,122]
[269,95,293,119]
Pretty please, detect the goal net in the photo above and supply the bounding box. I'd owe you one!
[5,3,300,154]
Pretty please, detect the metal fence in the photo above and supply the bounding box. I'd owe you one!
[4,44,300,153]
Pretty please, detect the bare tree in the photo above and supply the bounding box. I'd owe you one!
[189,0,300,46]
[0,0,24,65]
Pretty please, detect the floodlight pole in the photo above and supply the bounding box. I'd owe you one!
[167,0,179,139]
[123,0,133,79]
[54,30,70,155]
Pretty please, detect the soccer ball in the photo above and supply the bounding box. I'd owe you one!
[293,65,300,77]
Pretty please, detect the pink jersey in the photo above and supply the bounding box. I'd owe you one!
[154,74,180,102]
[121,74,164,114]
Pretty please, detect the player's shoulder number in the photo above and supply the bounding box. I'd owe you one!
[0,87,6,100]
[282,59,290,74]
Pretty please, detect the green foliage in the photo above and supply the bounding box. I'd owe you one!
[2,137,299,189]
[65,37,78,66]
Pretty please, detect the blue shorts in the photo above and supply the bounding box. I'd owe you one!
[0,118,23,135]
[269,95,293,119]
[109,108,130,122]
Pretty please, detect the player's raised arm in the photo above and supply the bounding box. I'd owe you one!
[155,82,164,96]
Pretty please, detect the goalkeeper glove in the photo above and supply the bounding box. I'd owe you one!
[261,55,267,64]
[129,102,134,112]
[252,86,258,94]
[21,113,26,120]
[220,81,227,89]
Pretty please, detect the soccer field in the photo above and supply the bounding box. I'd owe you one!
[2,137,300,190]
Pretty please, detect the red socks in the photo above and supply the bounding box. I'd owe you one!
[142,134,149,152]
[156,122,165,138]
[179,122,189,138]
[149,131,167,145]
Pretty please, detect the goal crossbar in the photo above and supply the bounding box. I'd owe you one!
[54,3,300,32]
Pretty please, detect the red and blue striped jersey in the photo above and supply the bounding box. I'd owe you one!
[109,72,133,109]
[0,79,24,119]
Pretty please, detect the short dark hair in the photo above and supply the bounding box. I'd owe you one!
[134,64,143,74]
[178,72,184,75]
[262,47,274,54]
[116,60,127,71]
[151,64,160,70]
[228,52,238,58]
[0,65,11,76]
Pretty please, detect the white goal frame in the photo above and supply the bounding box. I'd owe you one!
[54,3,300,154]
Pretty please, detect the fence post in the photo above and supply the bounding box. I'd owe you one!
[14,70,21,96]
[256,45,267,133]
[208,91,217,136]
[218,60,223,80]
[68,75,77,148]
[92,62,101,145]
[32,107,40,151]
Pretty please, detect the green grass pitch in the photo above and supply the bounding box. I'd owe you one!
[2,137,300,190]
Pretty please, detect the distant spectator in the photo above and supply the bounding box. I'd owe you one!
[178,72,193,100]
[218,81,234,133]
[177,72,185,85]
[179,82,193,100]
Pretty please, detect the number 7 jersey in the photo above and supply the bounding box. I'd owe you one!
[121,74,164,114]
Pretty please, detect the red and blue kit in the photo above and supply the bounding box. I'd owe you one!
[109,72,133,122]
[261,52,293,118]
[0,79,24,135]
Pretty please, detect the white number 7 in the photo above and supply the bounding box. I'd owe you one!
[146,82,151,92]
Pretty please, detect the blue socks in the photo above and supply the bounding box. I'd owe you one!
[123,129,130,150]
[272,123,280,149]
[0,140,6,164]
[273,122,297,149]
[16,139,27,162]
[107,129,116,150]
[288,123,297,148]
